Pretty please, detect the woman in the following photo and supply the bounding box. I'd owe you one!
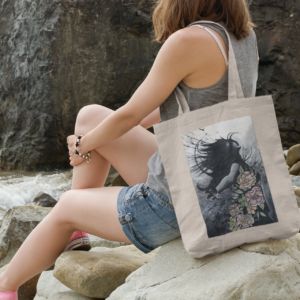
[186,132,277,236]
[0,0,258,298]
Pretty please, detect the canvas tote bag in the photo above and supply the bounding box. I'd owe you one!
[152,20,300,259]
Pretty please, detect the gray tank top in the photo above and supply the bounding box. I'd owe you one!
[145,21,259,206]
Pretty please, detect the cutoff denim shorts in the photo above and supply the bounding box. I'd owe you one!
[117,182,181,253]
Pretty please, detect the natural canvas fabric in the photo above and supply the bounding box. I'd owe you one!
[153,21,300,259]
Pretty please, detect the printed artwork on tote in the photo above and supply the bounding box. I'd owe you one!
[181,116,278,238]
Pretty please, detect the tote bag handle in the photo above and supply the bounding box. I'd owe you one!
[174,20,245,115]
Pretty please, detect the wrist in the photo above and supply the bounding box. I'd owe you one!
[78,134,90,154]
[75,135,92,163]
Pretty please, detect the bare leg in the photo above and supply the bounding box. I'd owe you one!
[72,104,158,189]
[0,104,159,291]
[0,187,129,290]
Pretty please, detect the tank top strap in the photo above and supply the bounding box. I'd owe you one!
[192,24,228,66]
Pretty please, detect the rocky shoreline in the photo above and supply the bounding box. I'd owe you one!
[0,145,299,299]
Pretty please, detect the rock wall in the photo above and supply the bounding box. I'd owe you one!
[250,0,300,147]
[0,0,159,170]
[0,0,299,170]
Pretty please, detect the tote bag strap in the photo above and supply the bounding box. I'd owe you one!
[174,20,245,115]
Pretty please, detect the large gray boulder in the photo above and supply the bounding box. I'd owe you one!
[107,234,300,300]
[0,0,160,170]
[0,205,52,267]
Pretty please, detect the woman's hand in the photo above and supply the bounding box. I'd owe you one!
[206,186,220,200]
[67,135,85,167]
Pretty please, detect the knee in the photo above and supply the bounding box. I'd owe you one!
[51,191,76,226]
[76,104,106,127]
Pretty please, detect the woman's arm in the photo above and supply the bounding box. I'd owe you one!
[138,107,161,129]
[207,163,240,200]
[216,163,240,193]
[77,29,201,155]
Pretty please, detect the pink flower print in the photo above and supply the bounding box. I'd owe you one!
[237,171,256,191]
[236,214,249,229]
[245,186,265,207]
[236,214,255,229]
[230,203,243,217]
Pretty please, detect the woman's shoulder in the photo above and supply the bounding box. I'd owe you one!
[166,26,219,50]
[158,26,223,72]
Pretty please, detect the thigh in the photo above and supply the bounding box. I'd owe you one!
[74,104,158,186]
[55,186,132,244]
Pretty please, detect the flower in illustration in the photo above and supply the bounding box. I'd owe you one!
[230,203,243,217]
[237,171,256,191]
[246,214,255,227]
[236,214,249,229]
[245,186,265,207]
[236,214,254,229]
[247,205,257,215]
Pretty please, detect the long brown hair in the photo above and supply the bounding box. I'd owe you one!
[152,0,255,42]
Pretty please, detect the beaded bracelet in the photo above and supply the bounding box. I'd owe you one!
[75,135,92,163]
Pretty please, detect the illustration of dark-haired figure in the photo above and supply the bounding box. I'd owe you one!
[182,129,278,237]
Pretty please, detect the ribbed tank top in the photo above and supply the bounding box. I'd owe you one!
[145,21,259,206]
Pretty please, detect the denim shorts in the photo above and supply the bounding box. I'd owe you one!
[117,182,181,254]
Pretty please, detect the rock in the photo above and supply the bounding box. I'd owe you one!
[295,194,300,209]
[33,192,57,208]
[250,0,300,148]
[291,175,300,189]
[0,0,299,171]
[112,175,128,187]
[104,165,120,187]
[104,164,130,188]
[284,150,289,158]
[53,245,159,299]
[286,145,300,167]
[0,0,299,170]
[289,161,300,175]
[0,0,160,171]
[294,188,300,198]
[89,234,130,249]
[292,176,300,208]
[107,235,300,300]
[49,291,99,300]
[0,264,40,300]
[0,207,7,228]
[33,270,98,300]
[0,206,52,267]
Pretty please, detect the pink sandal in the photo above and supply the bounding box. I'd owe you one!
[0,291,18,300]
[64,231,91,252]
